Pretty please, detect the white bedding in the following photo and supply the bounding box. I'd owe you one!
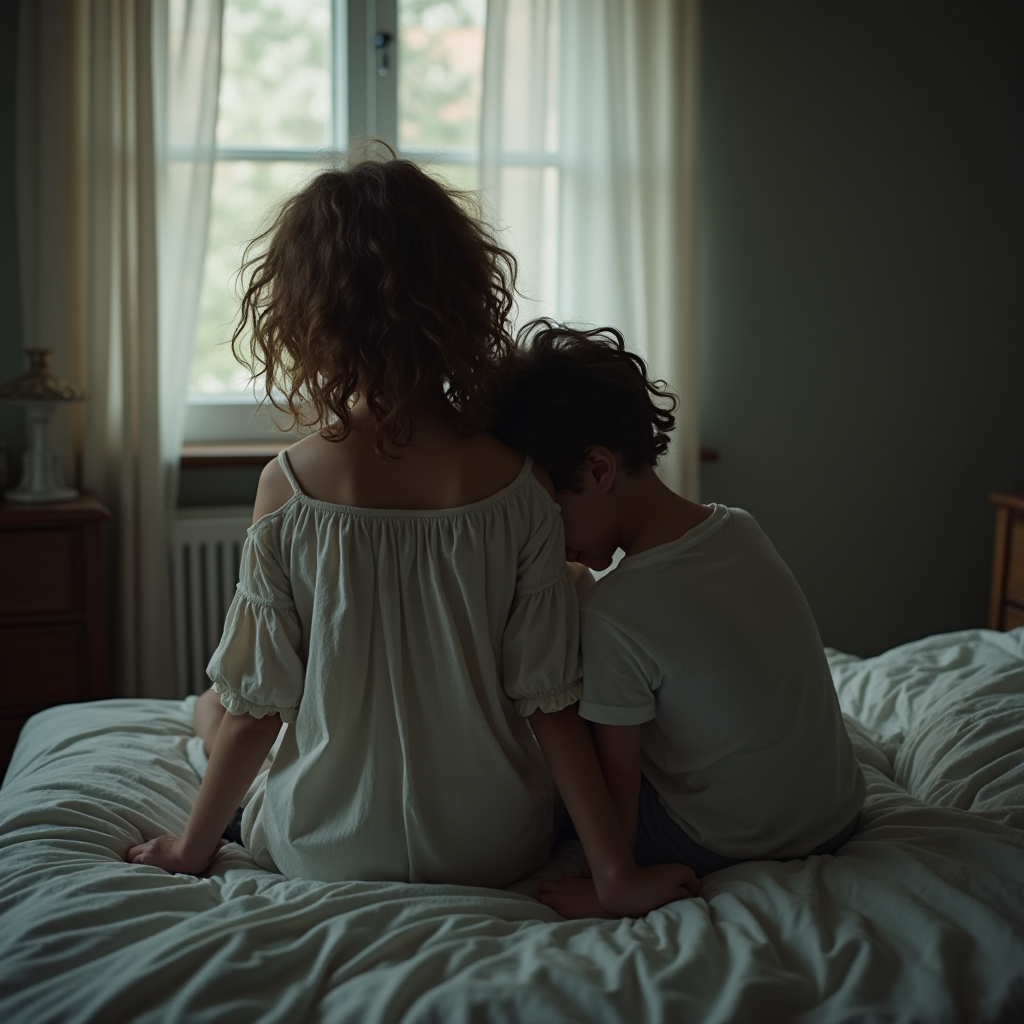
[1,628,1023,1023]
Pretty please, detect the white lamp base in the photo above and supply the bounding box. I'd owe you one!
[4,402,79,504]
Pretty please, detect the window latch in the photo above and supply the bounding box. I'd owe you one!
[375,31,394,77]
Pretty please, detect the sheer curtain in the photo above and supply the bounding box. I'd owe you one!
[16,0,222,698]
[156,1,224,496]
[481,0,700,498]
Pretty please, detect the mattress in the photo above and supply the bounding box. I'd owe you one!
[1,628,1023,1023]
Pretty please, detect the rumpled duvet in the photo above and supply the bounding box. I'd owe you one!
[1,628,1023,1023]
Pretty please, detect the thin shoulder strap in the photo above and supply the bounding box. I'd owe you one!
[277,449,303,497]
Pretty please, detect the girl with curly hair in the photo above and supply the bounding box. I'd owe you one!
[126,151,583,889]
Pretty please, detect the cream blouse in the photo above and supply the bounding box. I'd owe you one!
[207,451,580,887]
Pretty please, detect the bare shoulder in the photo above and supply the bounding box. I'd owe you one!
[471,432,555,499]
[280,430,359,503]
[460,431,524,478]
[253,452,296,523]
[530,463,556,502]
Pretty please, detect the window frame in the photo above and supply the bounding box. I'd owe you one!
[185,0,399,443]
[184,0,556,443]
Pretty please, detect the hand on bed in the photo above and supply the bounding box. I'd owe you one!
[535,863,699,919]
[534,877,613,918]
[126,834,226,875]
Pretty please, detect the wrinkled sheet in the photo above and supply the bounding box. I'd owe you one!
[1,629,1023,1023]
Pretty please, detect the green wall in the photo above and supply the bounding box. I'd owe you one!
[0,0,23,490]
[4,1,1023,655]
[698,0,1024,653]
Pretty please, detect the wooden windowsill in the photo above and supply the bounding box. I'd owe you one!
[180,442,290,470]
[181,442,723,470]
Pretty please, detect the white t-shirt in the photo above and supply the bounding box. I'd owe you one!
[577,505,865,860]
[207,452,581,888]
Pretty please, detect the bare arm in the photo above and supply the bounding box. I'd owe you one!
[127,710,282,874]
[127,465,293,875]
[529,706,698,917]
[593,722,642,847]
[529,705,636,892]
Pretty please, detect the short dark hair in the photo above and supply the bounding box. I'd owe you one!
[492,320,677,491]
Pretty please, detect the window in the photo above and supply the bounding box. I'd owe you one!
[186,0,488,441]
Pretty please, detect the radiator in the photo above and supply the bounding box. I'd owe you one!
[171,507,252,697]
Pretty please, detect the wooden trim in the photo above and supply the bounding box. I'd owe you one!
[1003,603,1024,631]
[180,442,290,470]
[0,494,110,527]
[182,442,722,469]
[989,505,1011,630]
[989,492,1024,514]
[81,517,109,699]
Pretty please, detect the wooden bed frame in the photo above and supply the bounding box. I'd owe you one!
[989,491,1024,631]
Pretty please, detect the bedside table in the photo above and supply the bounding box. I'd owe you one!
[0,495,111,775]
[989,492,1024,631]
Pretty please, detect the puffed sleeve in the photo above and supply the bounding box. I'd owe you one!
[501,505,582,716]
[206,525,305,722]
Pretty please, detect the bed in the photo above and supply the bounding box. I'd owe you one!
[1,627,1023,1023]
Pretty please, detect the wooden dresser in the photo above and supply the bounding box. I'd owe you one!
[989,492,1024,631]
[0,495,111,775]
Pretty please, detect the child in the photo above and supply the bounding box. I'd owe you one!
[495,321,866,919]
[125,154,593,889]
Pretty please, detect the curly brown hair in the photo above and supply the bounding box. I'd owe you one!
[492,320,677,491]
[231,147,518,450]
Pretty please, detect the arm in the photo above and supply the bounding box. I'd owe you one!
[529,705,635,892]
[127,464,296,875]
[126,709,282,874]
[592,722,641,847]
[529,705,697,917]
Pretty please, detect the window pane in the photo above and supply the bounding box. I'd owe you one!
[419,160,479,193]
[399,0,486,152]
[217,0,332,149]
[192,161,319,394]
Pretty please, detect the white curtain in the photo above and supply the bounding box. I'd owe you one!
[481,0,700,499]
[16,0,222,698]
[156,0,224,491]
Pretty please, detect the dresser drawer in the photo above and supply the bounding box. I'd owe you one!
[0,624,87,708]
[1003,604,1024,632]
[0,530,78,617]
[0,716,28,777]
[1005,518,1024,608]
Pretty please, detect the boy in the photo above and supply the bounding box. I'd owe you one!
[495,321,865,919]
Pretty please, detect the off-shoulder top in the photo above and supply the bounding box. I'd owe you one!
[207,450,580,887]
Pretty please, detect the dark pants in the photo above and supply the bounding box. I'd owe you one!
[634,775,862,877]
[222,806,245,847]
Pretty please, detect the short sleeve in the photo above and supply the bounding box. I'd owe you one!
[206,526,305,723]
[501,500,582,716]
[577,607,657,726]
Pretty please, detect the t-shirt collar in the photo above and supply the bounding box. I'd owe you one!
[616,503,730,572]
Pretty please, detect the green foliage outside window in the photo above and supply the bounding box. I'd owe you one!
[190,0,485,394]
